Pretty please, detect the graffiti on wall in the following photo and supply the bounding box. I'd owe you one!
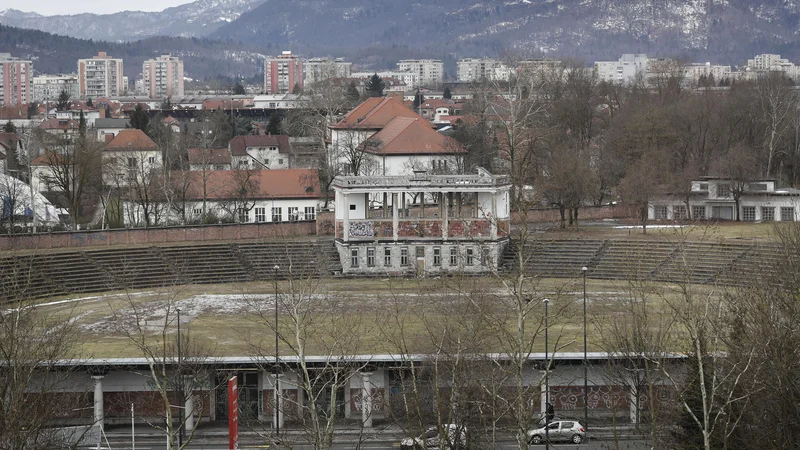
[349,221,375,237]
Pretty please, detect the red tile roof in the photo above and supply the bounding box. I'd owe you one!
[104,129,158,151]
[175,169,320,200]
[0,132,19,150]
[39,118,80,130]
[331,97,428,130]
[187,148,231,165]
[229,134,290,156]
[362,117,466,156]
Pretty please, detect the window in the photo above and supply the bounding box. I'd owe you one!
[450,247,458,266]
[761,206,775,222]
[193,208,201,216]
[416,247,425,258]
[749,183,768,191]
[272,207,282,222]
[481,247,489,266]
[238,208,249,223]
[304,206,316,221]
[782,207,795,221]
[255,207,266,223]
[384,247,392,266]
[466,248,474,266]
[278,158,284,165]
[350,248,359,268]
[349,204,356,211]
[127,157,136,169]
[673,205,688,220]
[238,160,249,168]
[716,183,731,197]
[288,207,299,221]
[264,159,270,166]
[653,205,668,220]
[367,247,375,267]
[742,206,756,221]
[400,247,409,266]
[698,182,709,191]
[692,205,706,220]
[433,247,441,266]
[148,156,155,164]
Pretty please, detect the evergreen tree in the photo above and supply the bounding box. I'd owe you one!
[413,91,425,109]
[346,82,361,105]
[365,74,385,97]
[78,110,86,138]
[129,104,150,132]
[2,120,15,134]
[266,113,282,135]
[232,82,246,95]
[56,89,71,111]
[86,97,93,107]
[443,87,452,99]
[27,102,38,119]
[161,97,173,110]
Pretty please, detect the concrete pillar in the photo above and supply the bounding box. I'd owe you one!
[392,193,399,242]
[343,193,350,242]
[442,191,449,241]
[185,393,195,431]
[540,374,547,415]
[273,373,284,429]
[420,192,425,218]
[490,190,498,240]
[361,372,374,428]
[92,375,104,431]
[629,387,639,424]
[383,192,388,218]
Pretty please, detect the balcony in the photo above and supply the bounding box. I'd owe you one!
[336,217,509,241]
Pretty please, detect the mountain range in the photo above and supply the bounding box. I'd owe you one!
[5,0,800,78]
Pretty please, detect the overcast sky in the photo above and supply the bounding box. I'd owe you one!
[4,0,194,16]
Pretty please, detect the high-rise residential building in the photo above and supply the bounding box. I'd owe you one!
[78,51,124,98]
[32,74,80,102]
[264,51,303,95]
[304,58,352,86]
[0,53,33,106]
[594,54,649,84]
[683,62,732,84]
[457,58,510,82]
[397,59,444,87]
[142,54,184,98]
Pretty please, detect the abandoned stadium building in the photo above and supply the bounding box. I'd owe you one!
[42,353,684,430]
[333,168,511,274]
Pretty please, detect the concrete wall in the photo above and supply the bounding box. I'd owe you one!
[0,222,316,251]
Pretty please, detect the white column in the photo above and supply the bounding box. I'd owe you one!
[540,374,547,415]
[185,394,195,431]
[629,387,639,424]
[392,192,399,242]
[442,191,449,241]
[490,190,498,240]
[273,373,284,429]
[92,375,104,431]
[343,193,350,242]
[361,372,374,428]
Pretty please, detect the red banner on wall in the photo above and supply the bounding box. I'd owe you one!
[228,376,239,450]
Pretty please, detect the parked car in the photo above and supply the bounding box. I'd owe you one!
[400,424,467,449]
[527,420,585,445]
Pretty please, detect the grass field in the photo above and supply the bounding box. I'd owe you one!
[33,275,715,359]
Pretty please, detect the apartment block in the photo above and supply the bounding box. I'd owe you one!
[683,62,732,84]
[397,59,443,87]
[594,54,649,84]
[32,74,80,102]
[0,53,33,106]
[304,58,352,86]
[456,58,511,82]
[264,51,303,95]
[142,54,184,98]
[352,71,419,90]
[78,52,124,98]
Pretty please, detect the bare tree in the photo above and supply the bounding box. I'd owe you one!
[217,169,259,223]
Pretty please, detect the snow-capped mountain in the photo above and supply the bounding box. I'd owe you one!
[0,0,265,41]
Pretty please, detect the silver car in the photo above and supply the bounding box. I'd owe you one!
[527,420,585,445]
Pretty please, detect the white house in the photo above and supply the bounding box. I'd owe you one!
[229,135,291,170]
[122,168,321,226]
[649,177,800,221]
[101,129,162,187]
[253,94,301,109]
[94,118,130,142]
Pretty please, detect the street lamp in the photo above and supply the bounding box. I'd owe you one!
[582,266,589,433]
[176,308,183,448]
[273,265,280,437]
[543,297,550,450]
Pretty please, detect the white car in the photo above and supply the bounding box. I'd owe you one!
[527,420,586,444]
[400,424,467,449]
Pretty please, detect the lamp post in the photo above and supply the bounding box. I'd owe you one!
[176,308,183,448]
[582,266,589,433]
[543,297,550,450]
[273,265,280,438]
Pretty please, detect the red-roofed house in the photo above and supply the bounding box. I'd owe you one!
[122,168,321,225]
[228,134,291,170]
[361,117,465,176]
[102,129,162,186]
[187,147,231,170]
